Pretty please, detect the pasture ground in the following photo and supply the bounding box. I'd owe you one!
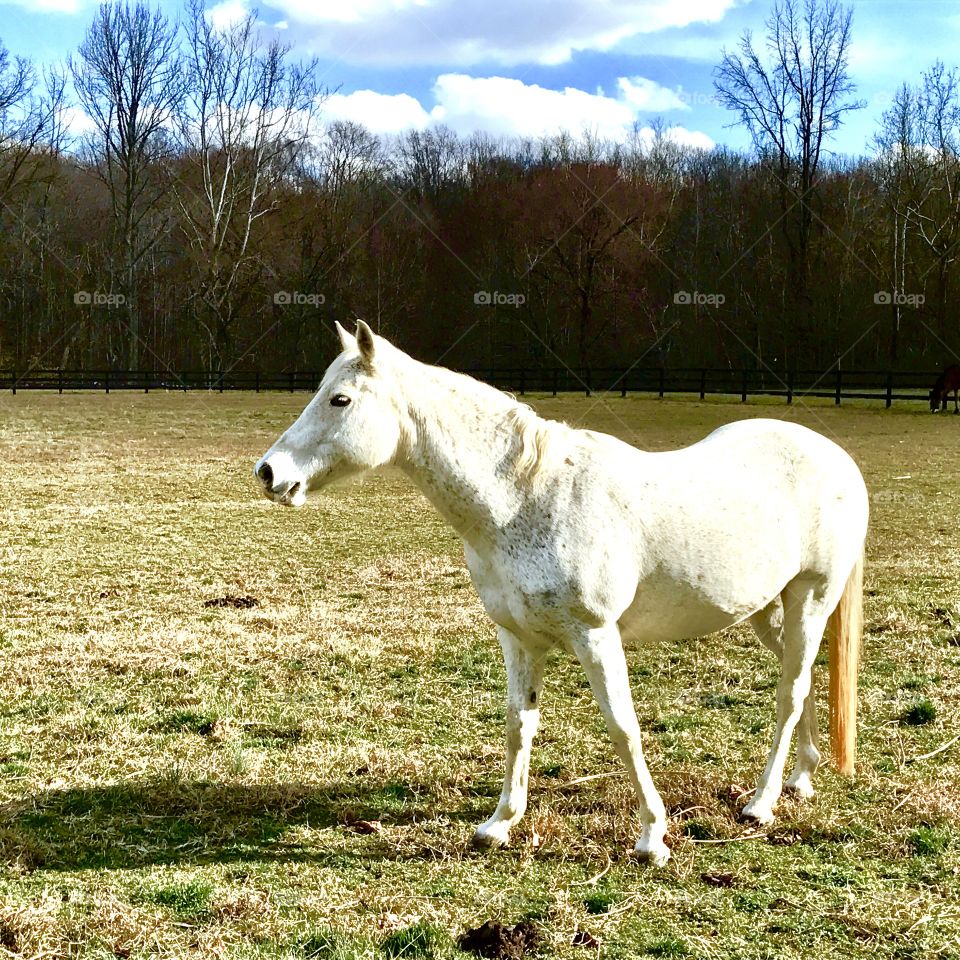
[0,391,958,959]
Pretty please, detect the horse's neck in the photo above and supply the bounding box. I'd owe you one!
[396,366,523,545]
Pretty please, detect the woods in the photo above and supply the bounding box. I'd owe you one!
[2,0,960,378]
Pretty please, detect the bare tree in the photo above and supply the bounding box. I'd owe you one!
[714,0,862,368]
[393,125,466,203]
[174,0,324,367]
[0,42,67,202]
[72,1,182,369]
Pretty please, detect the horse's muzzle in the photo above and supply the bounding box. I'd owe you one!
[254,455,307,506]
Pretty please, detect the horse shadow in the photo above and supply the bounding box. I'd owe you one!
[0,778,488,873]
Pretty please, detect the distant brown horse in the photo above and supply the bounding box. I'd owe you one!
[930,365,960,413]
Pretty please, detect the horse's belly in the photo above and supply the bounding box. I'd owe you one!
[618,566,785,643]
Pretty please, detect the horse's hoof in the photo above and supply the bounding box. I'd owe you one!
[632,841,671,867]
[784,775,815,800]
[740,801,775,827]
[471,823,511,849]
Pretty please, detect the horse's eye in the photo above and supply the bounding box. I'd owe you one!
[330,394,351,407]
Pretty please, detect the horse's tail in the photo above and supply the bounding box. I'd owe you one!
[828,553,863,776]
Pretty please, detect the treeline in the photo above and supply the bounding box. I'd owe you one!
[2,0,960,377]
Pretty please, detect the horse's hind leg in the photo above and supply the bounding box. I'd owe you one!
[570,624,670,866]
[473,627,545,848]
[743,581,829,825]
[749,599,820,799]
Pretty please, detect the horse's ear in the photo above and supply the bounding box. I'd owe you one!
[355,319,375,369]
[334,320,354,351]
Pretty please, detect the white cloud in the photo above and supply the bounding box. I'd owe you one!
[322,74,714,147]
[62,106,98,139]
[206,0,250,31]
[267,0,738,67]
[323,89,432,134]
[617,77,690,112]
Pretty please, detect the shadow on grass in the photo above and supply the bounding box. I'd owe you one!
[0,778,473,872]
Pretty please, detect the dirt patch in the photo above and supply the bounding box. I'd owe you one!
[203,595,260,609]
[458,920,541,959]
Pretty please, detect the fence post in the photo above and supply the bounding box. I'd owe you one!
[11,371,15,395]
[289,371,295,393]
[145,371,150,394]
[58,369,63,395]
[519,368,525,396]
[787,370,793,405]
[741,369,748,403]
[885,370,893,409]
[585,368,591,397]
[658,368,665,398]
[255,371,260,393]
[835,367,842,406]
[699,368,706,400]
[105,370,110,394]
[621,373,627,399]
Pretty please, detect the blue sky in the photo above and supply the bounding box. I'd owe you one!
[0,0,953,157]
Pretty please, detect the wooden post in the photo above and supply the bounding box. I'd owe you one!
[519,369,525,396]
[58,369,63,395]
[11,371,15,395]
[699,368,706,400]
[741,369,748,403]
[885,370,893,409]
[552,367,558,397]
[835,367,842,406]
[255,370,260,393]
[787,370,793,405]
[658,367,665,398]
[585,368,591,397]
[105,370,110,394]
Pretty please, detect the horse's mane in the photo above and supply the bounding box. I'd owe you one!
[403,355,570,484]
[503,403,570,484]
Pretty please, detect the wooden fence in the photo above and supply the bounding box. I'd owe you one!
[0,367,941,408]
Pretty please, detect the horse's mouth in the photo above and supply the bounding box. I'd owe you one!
[262,480,306,507]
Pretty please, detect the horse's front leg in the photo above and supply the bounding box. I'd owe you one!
[473,627,545,848]
[571,624,670,866]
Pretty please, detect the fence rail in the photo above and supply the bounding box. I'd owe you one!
[0,367,942,407]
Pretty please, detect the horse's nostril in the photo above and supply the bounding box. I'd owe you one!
[258,462,273,485]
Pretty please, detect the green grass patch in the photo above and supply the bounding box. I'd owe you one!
[380,923,447,958]
[900,699,937,726]
[140,877,215,920]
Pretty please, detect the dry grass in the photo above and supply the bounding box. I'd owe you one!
[0,390,958,959]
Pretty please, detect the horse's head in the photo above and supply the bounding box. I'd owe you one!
[254,320,406,505]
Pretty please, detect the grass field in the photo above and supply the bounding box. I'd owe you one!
[1,390,959,959]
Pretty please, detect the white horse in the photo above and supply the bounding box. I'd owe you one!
[255,321,868,866]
